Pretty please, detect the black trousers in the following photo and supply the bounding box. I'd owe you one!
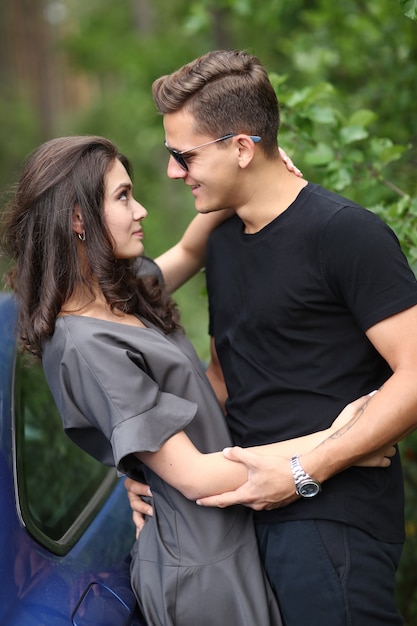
[256,519,404,626]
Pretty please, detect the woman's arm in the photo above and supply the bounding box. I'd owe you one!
[125,393,393,533]
[134,394,393,506]
[136,430,247,501]
[155,211,233,293]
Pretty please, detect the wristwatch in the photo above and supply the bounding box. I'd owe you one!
[290,455,322,498]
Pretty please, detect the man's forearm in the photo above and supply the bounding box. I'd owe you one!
[302,372,417,483]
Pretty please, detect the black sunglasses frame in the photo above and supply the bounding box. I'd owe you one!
[164,134,261,171]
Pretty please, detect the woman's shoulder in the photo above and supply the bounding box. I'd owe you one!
[54,314,146,343]
[43,315,148,382]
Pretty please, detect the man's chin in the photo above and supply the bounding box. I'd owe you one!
[195,205,214,214]
[194,202,223,215]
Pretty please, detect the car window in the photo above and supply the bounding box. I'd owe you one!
[14,352,117,555]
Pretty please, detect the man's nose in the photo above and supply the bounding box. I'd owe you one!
[167,156,187,179]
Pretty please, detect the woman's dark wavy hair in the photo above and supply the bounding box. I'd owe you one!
[1,135,181,357]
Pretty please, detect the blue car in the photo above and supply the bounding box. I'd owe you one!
[0,291,146,625]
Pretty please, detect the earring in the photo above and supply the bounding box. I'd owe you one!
[78,230,86,241]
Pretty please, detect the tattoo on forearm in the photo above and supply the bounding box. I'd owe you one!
[327,395,374,443]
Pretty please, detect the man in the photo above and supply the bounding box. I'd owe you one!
[127,50,417,625]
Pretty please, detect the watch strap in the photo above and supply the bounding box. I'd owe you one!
[290,455,321,498]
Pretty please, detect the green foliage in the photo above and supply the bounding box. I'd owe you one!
[275,74,412,209]
[400,0,417,20]
[0,91,41,198]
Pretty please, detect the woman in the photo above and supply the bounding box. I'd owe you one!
[1,136,389,626]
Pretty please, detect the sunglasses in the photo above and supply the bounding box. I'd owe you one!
[164,133,262,171]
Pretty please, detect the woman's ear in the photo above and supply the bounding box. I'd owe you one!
[72,206,84,236]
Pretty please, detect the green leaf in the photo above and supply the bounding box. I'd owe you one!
[183,4,211,34]
[304,143,334,166]
[327,167,352,191]
[348,109,378,128]
[230,0,253,17]
[285,82,335,108]
[269,73,289,91]
[370,138,409,164]
[399,0,417,20]
[340,125,369,145]
[305,105,338,125]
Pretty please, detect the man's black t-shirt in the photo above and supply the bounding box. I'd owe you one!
[206,183,417,541]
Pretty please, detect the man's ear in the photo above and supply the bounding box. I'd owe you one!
[236,135,257,169]
[72,206,84,236]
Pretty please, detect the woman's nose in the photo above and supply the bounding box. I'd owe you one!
[132,199,147,220]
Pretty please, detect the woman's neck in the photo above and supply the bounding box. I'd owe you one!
[60,288,146,327]
[61,283,104,316]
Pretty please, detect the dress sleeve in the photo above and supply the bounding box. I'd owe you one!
[52,323,197,474]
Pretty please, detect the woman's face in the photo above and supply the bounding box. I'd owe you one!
[103,159,147,259]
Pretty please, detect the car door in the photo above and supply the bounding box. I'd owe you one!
[0,292,146,625]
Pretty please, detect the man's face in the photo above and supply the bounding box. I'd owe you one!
[163,109,243,214]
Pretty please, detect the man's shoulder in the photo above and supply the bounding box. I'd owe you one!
[307,183,365,212]
[301,184,385,234]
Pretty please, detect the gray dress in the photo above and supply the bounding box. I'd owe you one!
[43,315,282,626]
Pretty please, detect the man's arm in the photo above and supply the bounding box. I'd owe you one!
[196,304,417,510]
[205,338,228,413]
[312,303,417,471]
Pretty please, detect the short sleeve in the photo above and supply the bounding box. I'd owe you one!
[322,207,417,330]
[44,319,197,474]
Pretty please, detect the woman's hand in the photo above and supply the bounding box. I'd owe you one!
[328,392,396,467]
[279,147,303,177]
[329,393,376,432]
[356,445,396,467]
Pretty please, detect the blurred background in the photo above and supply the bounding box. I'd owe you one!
[1,0,416,621]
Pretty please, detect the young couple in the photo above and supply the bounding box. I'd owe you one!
[4,50,417,625]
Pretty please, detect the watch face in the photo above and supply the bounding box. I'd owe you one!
[298,480,321,498]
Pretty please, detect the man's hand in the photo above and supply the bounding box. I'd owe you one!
[124,477,153,539]
[196,447,298,510]
[195,444,395,511]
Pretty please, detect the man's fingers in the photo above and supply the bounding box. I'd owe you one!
[124,477,154,520]
[132,511,146,539]
[124,476,152,497]
[196,491,245,508]
[222,446,247,463]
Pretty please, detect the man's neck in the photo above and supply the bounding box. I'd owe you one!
[236,160,308,234]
